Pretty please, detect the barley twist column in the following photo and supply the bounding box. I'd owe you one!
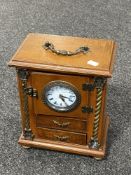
[17,69,34,140]
[89,77,106,149]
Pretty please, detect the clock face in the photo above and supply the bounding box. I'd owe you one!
[42,81,81,112]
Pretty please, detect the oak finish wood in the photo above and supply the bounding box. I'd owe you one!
[36,115,87,133]
[31,72,89,118]
[8,33,116,77]
[36,128,87,145]
[19,115,109,158]
[8,33,116,159]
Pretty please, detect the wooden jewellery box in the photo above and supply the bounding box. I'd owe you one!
[8,33,116,159]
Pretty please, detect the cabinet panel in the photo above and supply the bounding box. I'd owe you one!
[36,128,87,145]
[31,72,89,118]
[36,115,87,133]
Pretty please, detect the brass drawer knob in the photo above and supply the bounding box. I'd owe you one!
[54,135,69,141]
[53,120,70,128]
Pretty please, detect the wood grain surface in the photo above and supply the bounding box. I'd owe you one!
[8,33,116,77]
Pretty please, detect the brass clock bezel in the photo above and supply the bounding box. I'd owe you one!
[41,80,81,112]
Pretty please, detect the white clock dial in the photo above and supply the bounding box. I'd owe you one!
[42,81,81,112]
[47,86,76,108]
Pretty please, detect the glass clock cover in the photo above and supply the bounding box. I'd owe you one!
[42,81,81,112]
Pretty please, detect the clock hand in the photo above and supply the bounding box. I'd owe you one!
[59,95,68,107]
[59,94,73,102]
[59,94,69,99]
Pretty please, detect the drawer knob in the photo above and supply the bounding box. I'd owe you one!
[54,135,69,141]
[53,120,70,128]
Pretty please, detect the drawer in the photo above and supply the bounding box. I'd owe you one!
[36,115,87,133]
[36,128,87,145]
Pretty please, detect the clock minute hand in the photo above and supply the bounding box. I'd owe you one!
[59,94,74,103]
[59,95,68,107]
[59,94,69,99]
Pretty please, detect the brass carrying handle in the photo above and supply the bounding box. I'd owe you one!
[53,120,70,128]
[54,135,69,141]
[43,41,89,56]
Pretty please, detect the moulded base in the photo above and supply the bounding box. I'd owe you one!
[18,116,110,159]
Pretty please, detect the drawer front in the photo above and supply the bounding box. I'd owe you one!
[36,115,87,133]
[36,128,87,145]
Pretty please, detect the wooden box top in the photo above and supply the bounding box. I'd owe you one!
[8,33,116,77]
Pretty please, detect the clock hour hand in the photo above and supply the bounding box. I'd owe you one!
[59,94,68,107]
[59,94,73,102]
